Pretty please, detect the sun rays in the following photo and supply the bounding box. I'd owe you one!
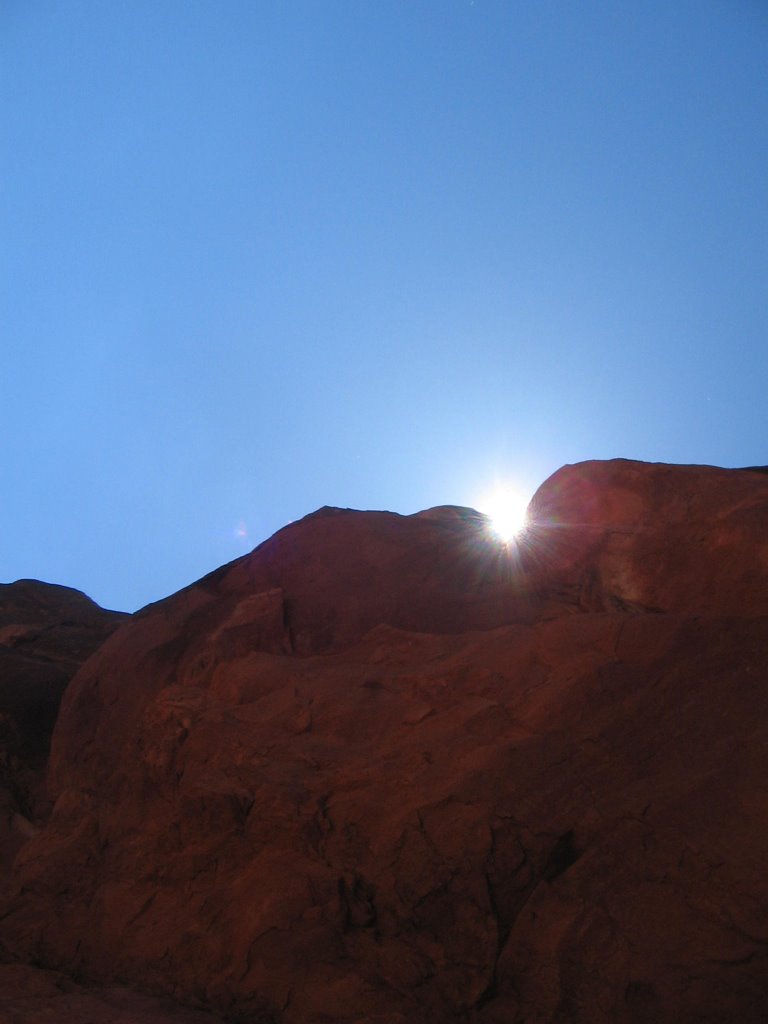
[476,483,532,543]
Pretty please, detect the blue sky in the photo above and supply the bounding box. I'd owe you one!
[2,1,767,611]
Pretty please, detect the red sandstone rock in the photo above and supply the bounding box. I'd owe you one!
[527,459,768,616]
[0,581,126,872]
[2,460,768,1023]
[0,963,227,1023]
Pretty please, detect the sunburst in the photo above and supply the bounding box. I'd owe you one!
[477,484,531,542]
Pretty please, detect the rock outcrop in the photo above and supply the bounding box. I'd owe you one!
[2,460,768,1023]
[0,581,126,871]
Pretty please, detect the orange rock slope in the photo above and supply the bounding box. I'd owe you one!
[2,459,768,1023]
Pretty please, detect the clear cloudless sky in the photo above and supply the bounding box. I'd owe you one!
[2,0,767,611]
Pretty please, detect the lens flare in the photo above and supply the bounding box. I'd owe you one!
[477,485,531,542]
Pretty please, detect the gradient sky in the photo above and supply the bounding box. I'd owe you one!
[2,1,767,612]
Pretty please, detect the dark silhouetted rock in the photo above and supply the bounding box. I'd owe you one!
[0,963,227,1023]
[0,580,126,871]
[2,461,768,1023]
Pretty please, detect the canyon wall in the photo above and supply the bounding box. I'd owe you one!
[2,460,767,1023]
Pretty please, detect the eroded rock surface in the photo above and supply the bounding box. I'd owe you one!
[2,460,768,1023]
[0,580,126,871]
[0,964,227,1023]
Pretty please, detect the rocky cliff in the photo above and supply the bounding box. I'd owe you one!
[1,459,767,1023]
[0,580,126,872]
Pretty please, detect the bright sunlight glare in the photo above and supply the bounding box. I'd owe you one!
[476,484,531,543]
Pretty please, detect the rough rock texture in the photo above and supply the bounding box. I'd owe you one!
[0,581,126,871]
[2,460,768,1023]
[0,964,227,1023]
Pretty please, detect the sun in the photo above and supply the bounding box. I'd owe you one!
[477,484,531,542]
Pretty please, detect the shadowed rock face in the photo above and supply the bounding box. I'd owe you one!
[0,964,227,1024]
[527,459,768,616]
[0,581,126,871]
[2,460,768,1023]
